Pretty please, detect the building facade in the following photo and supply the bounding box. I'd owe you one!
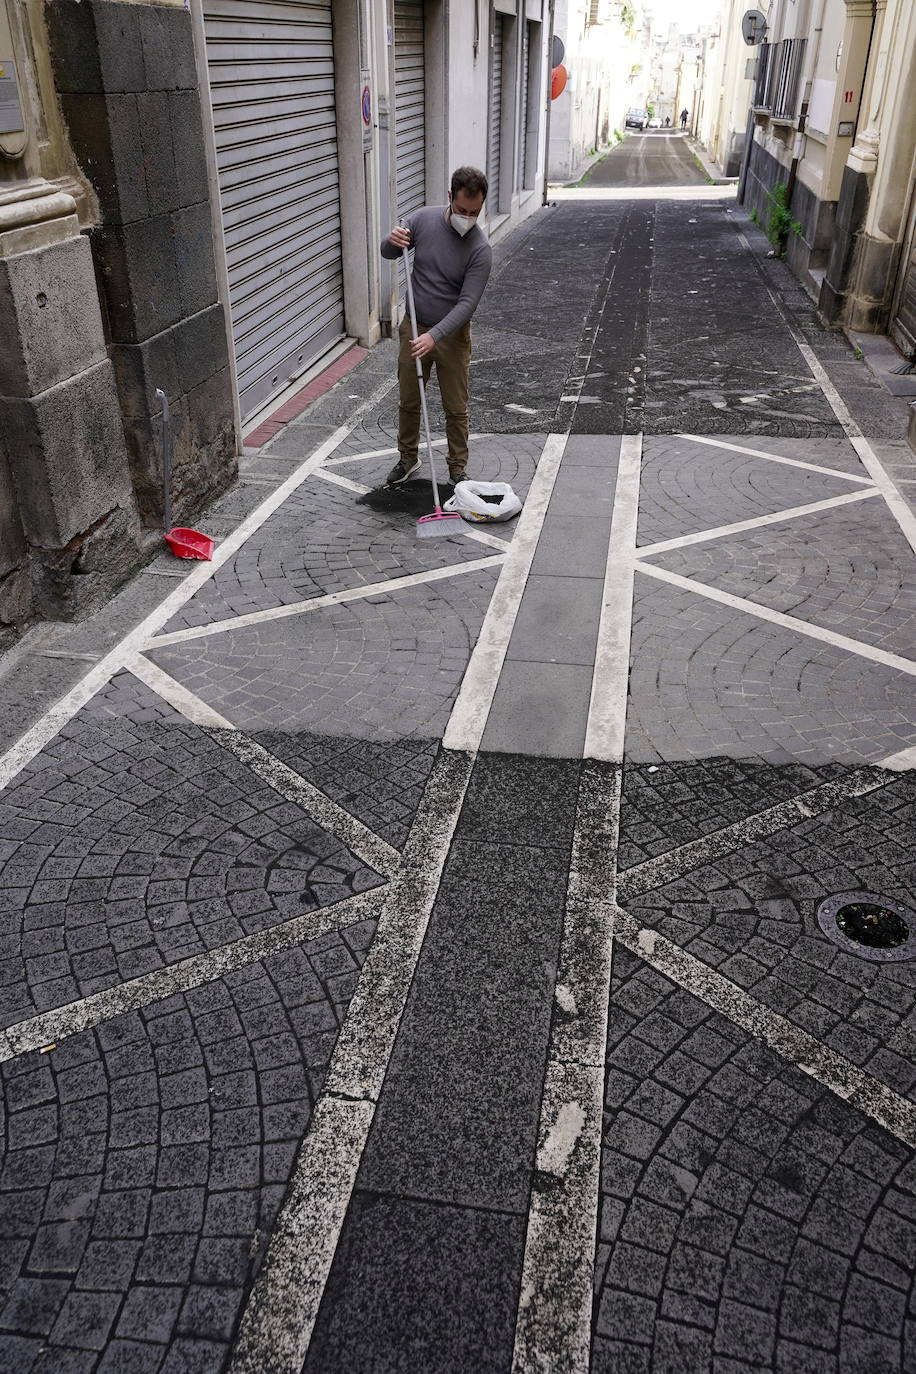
[0,0,551,639]
[694,1,755,176]
[547,0,646,182]
[733,0,916,359]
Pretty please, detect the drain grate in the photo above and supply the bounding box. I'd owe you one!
[817,890,916,963]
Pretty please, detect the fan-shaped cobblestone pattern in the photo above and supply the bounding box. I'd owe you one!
[619,758,839,872]
[627,576,916,766]
[0,718,384,1027]
[651,499,916,661]
[326,430,545,507]
[592,947,916,1373]
[637,436,868,547]
[627,771,916,1104]
[149,570,499,740]
[252,731,438,852]
[159,488,490,636]
[0,929,374,1372]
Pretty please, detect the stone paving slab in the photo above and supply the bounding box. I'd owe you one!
[304,1195,525,1374]
[0,929,373,1373]
[355,834,569,1213]
[592,945,916,1374]
[650,498,916,661]
[0,691,383,1027]
[627,575,916,766]
[149,569,500,740]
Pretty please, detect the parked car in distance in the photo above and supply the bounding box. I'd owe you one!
[647,117,662,129]
[625,108,647,130]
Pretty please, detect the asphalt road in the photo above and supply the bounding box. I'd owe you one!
[582,128,707,187]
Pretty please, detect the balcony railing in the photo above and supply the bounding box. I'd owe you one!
[752,42,772,107]
[772,38,806,119]
[753,38,806,120]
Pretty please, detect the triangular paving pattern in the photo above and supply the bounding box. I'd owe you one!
[637,435,869,547]
[648,496,916,661]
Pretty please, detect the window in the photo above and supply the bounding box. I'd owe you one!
[754,38,806,120]
[772,38,806,120]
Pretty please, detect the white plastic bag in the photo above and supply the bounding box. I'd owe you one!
[443,480,523,524]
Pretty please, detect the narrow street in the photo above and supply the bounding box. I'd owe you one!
[2,136,916,1374]
[584,128,708,187]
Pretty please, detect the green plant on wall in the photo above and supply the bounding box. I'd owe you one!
[646,103,656,118]
[620,4,636,37]
[764,182,801,257]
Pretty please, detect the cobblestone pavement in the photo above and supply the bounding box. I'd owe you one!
[4,161,916,1373]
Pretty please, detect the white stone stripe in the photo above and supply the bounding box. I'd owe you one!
[636,487,880,558]
[324,435,485,465]
[212,732,400,880]
[880,743,916,772]
[585,433,642,761]
[0,886,388,1063]
[230,748,474,1372]
[618,764,890,900]
[125,653,237,729]
[849,434,916,560]
[121,667,398,881]
[0,425,351,795]
[145,555,506,649]
[614,905,916,1150]
[676,432,874,485]
[734,231,916,561]
[637,560,916,678]
[314,465,509,553]
[512,766,621,1374]
[443,433,568,752]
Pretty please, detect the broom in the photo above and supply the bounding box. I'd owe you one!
[402,243,465,539]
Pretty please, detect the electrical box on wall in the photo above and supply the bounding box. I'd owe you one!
[0,0,27,159]
[0,56,24,133]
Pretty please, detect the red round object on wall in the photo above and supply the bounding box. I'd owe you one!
[551,64,568,100]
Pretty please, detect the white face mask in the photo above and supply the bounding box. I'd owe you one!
[449,208,475,237]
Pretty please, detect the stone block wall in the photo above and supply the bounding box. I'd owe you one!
[0,223,142,634]
[46,0,237,528]
[819,163,873,324]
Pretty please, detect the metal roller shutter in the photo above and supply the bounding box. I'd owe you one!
[394,0,426,218]
[203,0,345,419]
[488,13,503,206]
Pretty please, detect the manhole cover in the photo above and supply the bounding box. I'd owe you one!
[817,890,916,963]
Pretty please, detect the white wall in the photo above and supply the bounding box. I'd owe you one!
[548,0,648,181]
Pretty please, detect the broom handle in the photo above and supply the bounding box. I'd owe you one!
[402,242,442,510]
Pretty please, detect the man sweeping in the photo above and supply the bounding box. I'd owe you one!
[381,166,492,488]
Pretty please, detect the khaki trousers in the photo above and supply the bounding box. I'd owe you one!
[398,317,472,476]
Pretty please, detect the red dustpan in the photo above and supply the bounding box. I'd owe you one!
[156,389,215,561]
[165,527,214,560]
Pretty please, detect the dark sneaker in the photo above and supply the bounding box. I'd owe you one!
[386,455,421,485]
[448,468,467,486]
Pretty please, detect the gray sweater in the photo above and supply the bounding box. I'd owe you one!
[381,206,492,342]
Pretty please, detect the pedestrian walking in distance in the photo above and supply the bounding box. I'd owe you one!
[680,108,688,130]
[381,166,493,487]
